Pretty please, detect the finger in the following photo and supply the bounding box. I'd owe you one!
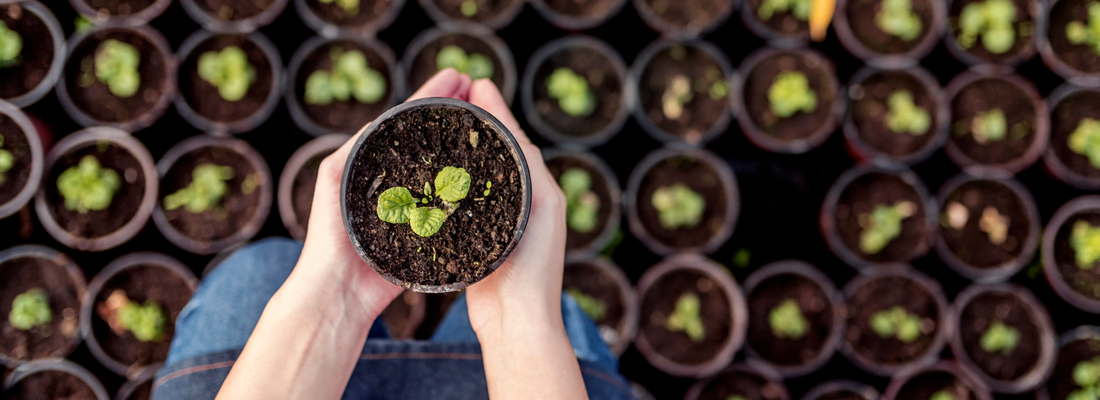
[409,68,470,101]
[468,79,527,144]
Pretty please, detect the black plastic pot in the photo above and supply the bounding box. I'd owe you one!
[1036,326,1100,400]
[739,0,807,46]
[180,0,290,33]
[631,39,733,146]
[0,100,43,220]
[943,0,1041,68]
[530,0,628,30]
[1043,84,1100,189]
[279,134,350,242]
[563,256,637,355]
[843,66,948,165]
[68,0,172,26]
[1037,0,1100,87]
[543,148,621,260]
[113,363,160,400]
[0,245,86,366]
[1042,195,1100,313]
[833,0,945,68]
[400,23,517,104]
[2,358,110,400]
[0,1,65,108]
[883,361,992,400]
[419,0,524,30]
[294,0,405,37]
[945,70,1049,173]
[633,0,736,39]
[684,361,789,400]
[801,380,881,400]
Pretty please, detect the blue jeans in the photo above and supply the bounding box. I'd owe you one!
[153,237,630,400]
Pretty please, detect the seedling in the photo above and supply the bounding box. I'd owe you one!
[1066,2,1100,55]
[99,290,165,343]
[666,292,705,342]
[75,15,95,33]
[969,109,1006,144]
[93,39,141,98]
[318,0,360,15]
[876,0,924,40]
[886,90,930,136]
[768,299,809,339]
[768,71,817,119]
[661,75,693,120]
[651,183,706,230]
[727,396,748,400]
[930,390,956,400]
[0,136,12,184]
[198,46,256,102]
[546,68,596,118]
[559,168,600,233]
[163,164,234,214]
[566,288,607,321]
[758,0,811,21]
[859,201,915,255]
[1069,358,1100,400]
[979,320,1019,355]
[57,155,121,214]
[304,49,387,106]
[377,166,471,237]
[957,0,1018,54]
[8,288,51,331]
[0,21,22,68]
[1069,118,1100,169]
[1071,220,1100,270]
[869,305,922,343]
[435,45,494,81]
[461,0,479,16]
[979,206,1009,245]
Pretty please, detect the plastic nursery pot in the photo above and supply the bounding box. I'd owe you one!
[55,24,177,132]
[944,0,1041,68]
[340,98,532,293]
[843,66,949,165]
[1043,84,1100,189]
[739,0,807,46]
[683,361,790,400]
[286,35,402,137]
[820,162,936,269]
[631,40,733,146]
[522,36,632,148]
[949,283,1056,393]
[945,70,1049,173]
[544,148,622,259]
[0,245,86,367]
[840,265,953,376]
[174,30,285,136]
[67,0,172,26]
[742,260,845,378]
[735,47,844,154]
[530,0,627,31]
[1037,326,1100,400]
[180,0,290,33]
[418,0,524,30]
[883,361,993,400]
[1039,0,1100,87]
[1041,195,1100,313]
[2,358,110,400]
[381,291,428,339]
[81,252,198,377]
[933,169,1040,282]
[634,254,748,378]
[152,135,273,255]
[562,257,638,356]
[278,134,350,241]
[633,0,736,39]
[832,0,945,68]
[113,363,160,400]
[401,23,517,105]
[0,100,43,220]
[34,127,158,252]
[624,146,739,256]
[0,1,65,108]
[801,380,881,400]
[294,0,405,38]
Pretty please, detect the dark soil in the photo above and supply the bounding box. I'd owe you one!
[1046,336,1100,400]
[746,273,833,367]
[639,269,731,365]
[92,265,194,370]
[1053,212,1100,300]
[950,78,1037,165]
[844,0,935,54]
[1051,90,1100,179]
[64,29,168,124]
[834,172,929,263]
[643,0,729,30]
[296,40,392,132]
[949,0,1035,63]
[305,0,395,27]
[430,0,516,24]
[0,4,54,100]
[814,390,868,400]
[180,34,274,124]
[532,46,623,138]
[381,290,422,338]
[543,0,620,18]
[694,369,785,400]
[44,143,145,239]
[958,291,1041,381]
[894,371,976,400]
[638,45,728,143]
[124,381,152,400]
[161,145,262,243]
[0,256,81,361]
[846,275,941,366]
[78,0,157,17]
[744,50,838,142]
[3,370,98,400]
[850,71,938,157]
[939,180,1030,268]
[547,156,613,251]
[0,115,32,206]
[291,154,329,233]
[747,0,808,35]
[636,154,730,251]
[408,34,506,99]
[195,0,275,20]
[563,262,626,341]
[1049,0,1100,72]
[345,106,523,287]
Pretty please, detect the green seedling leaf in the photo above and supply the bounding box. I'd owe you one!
[57,155,121,214]
[768,71,817,119]
[466,53,494,81]
[305,50,387,106]
[409,207,448,237]
[970,108,1007,144]
[710,80,730,100]
[957,0,1018,54]
[198,46,256,102]
[547,68,596,117]
[377,187,417,223]
[318,0,360,15]
[1070,118,1100,169]
[727,396,748,400]
[666,292,705,342]
[733,248,751,268]
[376,165,470,237]
[859,201,915,254]
[876,0,923,40]
[566,288,607,321]
[886,90,930,136]
[461,0,478,16]
[118,298,166,343]
[163,164,234,214]
[74,15,95,34]
[1075,358,1100,387]
[95,39,141,98]
[560,168,601,233]
[0,21,22,67]
[652,183,706,230]
[930,390,956,400]
[980,320,1019,355]
[9,288,51,331]
[758,0,811,20]
[436,45,495,80]
[435,166,471,202]
[869,306,924,343]
[1066,2,1100,55]
[1072,220,1100,270]
[768,299,809,339]
[0,149,13,184]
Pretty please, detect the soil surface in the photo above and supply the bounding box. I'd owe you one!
[639,269,731,365]
[958,291,1041,381]
[1049,0,1100,73]
[894,371,977,400]
[846,275,941,366]
[381,291,423,338]
[180,34,274,124]
[1051,90,1100,179]
[430,0,516,24]
[1046,336,1100,400]
[834,172,929,263]
[79,0,157,17]
[844,0,935,54]
[1053,212,1100,300]
[543,0,620,19]
[92,265,193,371]
[0,4,54,100]
[563,262,626,346]
[636,154,729,251]
[3,370,98,400]
[939,180,1030,268]
[850,70,938,157]
[746,273,833,367]
[694,369,785,400]
[124,381,152,400]
[0,256,81,362]
[547,156,613,251]
[408,34,506,100]
[950,78,1037,165]
[64,29,168,124]
[306,0,395,27]
[45,143,145,239]
[162,145,262,243]
[949,0,1034,63]
[291,154,329,234]
[533,46,623,139]
[639,45,728,143]
[0,115,32,206]
[196,0,276,20]
[297,40,392,132]
[744,50,838,143]
[814,389,868,400]
[345,106,523,287]
[747,0,808,35]
[643,0,728,30]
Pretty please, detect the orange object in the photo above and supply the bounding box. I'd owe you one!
[810,0,836,41]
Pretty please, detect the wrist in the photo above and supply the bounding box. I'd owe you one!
[284,245,398,324]
[472,293,565,346]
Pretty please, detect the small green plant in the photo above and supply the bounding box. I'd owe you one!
[886,90,930,136]
[8,288,51,331]
[0,21,22,68]
[869,306,922,343]
[566,288,607,321]
[1071,220,1100,270]
[163,164,234,213]
[979,320,1019,355]
[305,49,387,106]
[318,0,360,15]
[758,0,810,21]
[969,109,1007,144]
[91,39,141,98]
[859,201,915,254]
[75,15,95,33]
[57,155,121,214]
[1066,2,1100,55]
[377,166,471,237]
[876,0,924,40]
[666,292,704,342]
[930,390,956,400]
[727,396,748,400]
[957,0,1018,54]
[651,184,705,230]
[768,71,817,119]
[559,168,600,233]
[198,46,256,102]
[546,68,596,118]
[768,299,809,339]
[1069,118,1100,169]
[461,0,479,16]
[0,136,13,184]
[661,75,693,120]
[435,45,494,81]
[1070,358,1100,400]
[118,299,166,342]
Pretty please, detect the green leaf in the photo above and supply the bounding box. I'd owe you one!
[118,299,166,342]
[434,166,471,202]
[1074,358,1100,387]
[1071,220,1100,269]
[971,108,1007,144]
[57,156,122,213]
[409,207,448,237]
[768,299,808,339]
[163,164,234,213]
[8,288,51,331]
[94,39,141,98]
[304,70,334,105]
[466,53,494,81]
[859,201,915,254]
[980,320,1020,355]
[955,0,1018,53]
[1069,118,1100,169]
[651,184,706,230]
[757,0,811,20]
[547,68,596,117]
[869,306,924,343]
[558,168,592,198]
[0,21,22,66]
[198,46,256,102]
[876,0,923,40]
[566,288,607,321]
[376,187,417,224]
[436,45,469,73]
[930,390,956,400]
[886,90,931,136]
[768,71,817,118]
[0,149,12,173]
[352,68,387,104]
[461,0,478,16]
[666,293,705,342]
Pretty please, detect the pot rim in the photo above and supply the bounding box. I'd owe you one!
[943,69,1050,173]
[683,361,790,400]
[543,148,622,261]
[278,134,351,242]
[2,358,110,400]
[882,360,994,400]
[801,380,882,400]
[0,100,43,219]
[179,0,290,33]
[294,0,406,38]
[418,0,525,30]
[1042,83,1100,190]
[630,39,733,147]
[529,0,628,30]
[1035,0,1100,87]
[1035,326,1100,400]
[4,1,66,108]
[112,362,161,400]
[67,0,172,27]
[399,22,517,105]
[1041,195,1100,313]
[842,65,949,166]
[0,245,87,367]
[563,256,638,356]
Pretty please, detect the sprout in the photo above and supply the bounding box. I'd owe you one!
[461,0,478,16]
[9,288,51,331]
[0,21,22,67]
[1066,2,1100,55]
[94,39,141,98]
[1071,220,1100,270]
[57,155,121,214]
[163,164,234,214]
[957,0,1017,54]
[661,75,693,120]
[118,298,166,342]
[727,396,748,400]
[1069,118,1100,169]
[0,137,12,184]
[198,46,256,102]
[758,0,811,21]
[651,183,706,230]
[435,45,494,80]
[768,299,809,339]
[546,68,596,118]
[768,71,817,119]
[305,50,387,106]
[666,292,705,342]
[859,201,915,255]
[318,0,360,15]
[75,15,95,33]
[876,0,924,40]
[979,320,1019,355]
[979,206,1009,245]
[869,306,923,343]
[886,90,930,136]
[559,168,600,233]
[377,166,471,237]
[566,288,607,321]
[1069,358,1100,400]
[970,108,1007,144]
[930,390,956,400]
